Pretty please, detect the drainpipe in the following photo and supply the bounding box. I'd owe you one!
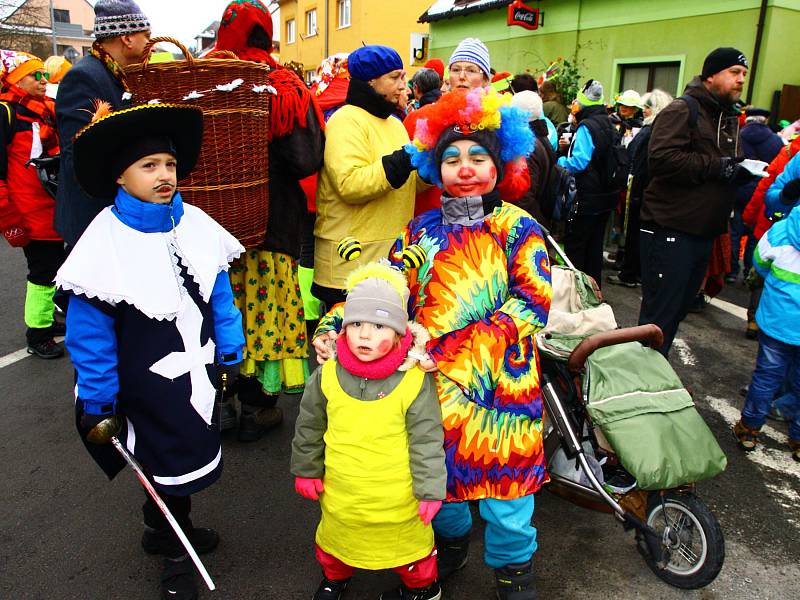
[745,0,768,105]
[48,0,57,55]
[324,0,329,59]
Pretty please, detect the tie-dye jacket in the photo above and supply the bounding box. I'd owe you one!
[316,202,552,501]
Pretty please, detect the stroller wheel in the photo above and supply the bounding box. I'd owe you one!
[643,492,724,589]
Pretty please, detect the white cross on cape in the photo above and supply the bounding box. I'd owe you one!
[149,294,217,425]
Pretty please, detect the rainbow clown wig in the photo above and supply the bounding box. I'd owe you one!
[405,86,534,200]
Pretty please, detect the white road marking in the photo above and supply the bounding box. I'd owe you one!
[0,337,65,369]
[705,396,800,482]
[707,296,748,321]
[672,338,697,366]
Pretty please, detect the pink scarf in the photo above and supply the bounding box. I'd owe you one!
[335,328,413,380]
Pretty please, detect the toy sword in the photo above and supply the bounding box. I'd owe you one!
[87,417,216,591]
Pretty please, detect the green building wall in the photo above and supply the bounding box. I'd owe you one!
[427,0,800,110]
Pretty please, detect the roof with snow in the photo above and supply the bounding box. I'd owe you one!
[419,0,514,23]
[0,1,27,22]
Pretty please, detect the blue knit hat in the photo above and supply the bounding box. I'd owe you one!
[448,38,490,78]
[348,45,403,81]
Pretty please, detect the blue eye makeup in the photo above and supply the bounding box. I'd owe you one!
[442,146,461,159]
[468,145,490,156]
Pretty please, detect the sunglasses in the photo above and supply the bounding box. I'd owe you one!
[32,71,50,82]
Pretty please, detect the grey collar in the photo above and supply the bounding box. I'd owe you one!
[441,195,488,226]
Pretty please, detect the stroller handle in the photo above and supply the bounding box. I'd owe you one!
[567,324,664,374]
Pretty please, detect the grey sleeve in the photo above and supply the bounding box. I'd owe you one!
[290,366,328,478]
[405,372,447,501]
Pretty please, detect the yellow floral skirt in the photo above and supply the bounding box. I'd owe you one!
[229,250,309,394]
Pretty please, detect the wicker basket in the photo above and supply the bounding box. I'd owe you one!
[124,37,271,248]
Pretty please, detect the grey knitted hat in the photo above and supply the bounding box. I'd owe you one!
[94,0,151,40]
[342,266,409,335]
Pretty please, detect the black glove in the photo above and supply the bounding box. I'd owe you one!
[79,412,107,433]
[780,178,800,205]
[217,362,240,391]
[719,156,747,184]
[382,148,414,189]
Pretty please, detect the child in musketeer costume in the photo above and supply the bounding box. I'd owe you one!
[56,104,245,600]
[292,262,446,600]
[314,87,552,599]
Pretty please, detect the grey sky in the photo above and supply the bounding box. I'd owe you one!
[113,1,280,48]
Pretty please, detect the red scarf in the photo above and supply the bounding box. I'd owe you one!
[0,83,59,154]
[336,328,413,380]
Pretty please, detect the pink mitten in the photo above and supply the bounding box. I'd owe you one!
[418,500,442,525]
[295,477,324,500]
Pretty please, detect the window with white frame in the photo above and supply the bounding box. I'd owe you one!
[306,9,317,37]
[286,19,296,44]
[338,0,351,28]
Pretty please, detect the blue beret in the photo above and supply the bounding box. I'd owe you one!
[348,45,403,81]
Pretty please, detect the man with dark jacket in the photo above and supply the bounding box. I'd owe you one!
[55,0,151,247]
[410,67,442,109]
[558,79,619,286]
[639,47,750,355]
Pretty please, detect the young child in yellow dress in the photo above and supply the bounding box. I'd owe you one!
[291,262,445,600]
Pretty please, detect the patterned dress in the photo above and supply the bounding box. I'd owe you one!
[318,202,552,501]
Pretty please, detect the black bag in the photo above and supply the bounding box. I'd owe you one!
[584,116,630,193]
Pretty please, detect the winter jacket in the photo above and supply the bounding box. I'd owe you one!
[641,77,742,237]
[518,123,553,226]
[290,323,445,502]
[765,150,800,219]
[558,105,619,215]
[55,55,130,247]
[261,105,324,257]
[628,124,652,205]
[753,205,800,345]
[315,79,421,289]
[0,103,60,240]
[743,138,800,239]
[543,99,569,125]
[741,121,784,164]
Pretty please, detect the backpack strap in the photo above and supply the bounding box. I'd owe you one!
[0,102,14,145]
[677,95,699,129]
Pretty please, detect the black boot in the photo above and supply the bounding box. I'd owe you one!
[495,560,536,600]
[237,376,282,442]
[160,555,198,600]
[434,533,470,581]
[380,582,442,600]
[313,577,350,600]
[26,327,64,359]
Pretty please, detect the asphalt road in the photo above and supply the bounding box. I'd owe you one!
[1,240,798,600]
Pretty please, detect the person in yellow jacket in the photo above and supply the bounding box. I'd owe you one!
[291,262,445,600]
[313,45,423,310]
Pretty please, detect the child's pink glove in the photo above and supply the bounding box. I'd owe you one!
[418,500,442,525]
[295,477,324,500]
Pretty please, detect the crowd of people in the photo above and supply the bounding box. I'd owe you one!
[1,1,799,599]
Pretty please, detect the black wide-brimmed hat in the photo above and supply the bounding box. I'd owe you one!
[73,103,204,199]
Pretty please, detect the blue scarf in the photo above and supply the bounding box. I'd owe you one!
[111,187,184,233]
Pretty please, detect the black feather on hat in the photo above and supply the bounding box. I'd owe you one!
[73,104,204,199]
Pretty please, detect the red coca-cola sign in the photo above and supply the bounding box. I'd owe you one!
[507,0,540,31]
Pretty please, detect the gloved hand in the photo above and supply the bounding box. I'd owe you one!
[382,148,414,189]
[418,500,442,525]
[780,178,800,205]
[78,411,119,444]
[216,361,240,391]
[719,157,751,184]
[295,476,324,500]
[3,225,30,247]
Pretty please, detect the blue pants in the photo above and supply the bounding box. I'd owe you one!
[742,331,800,440]
[432,496,537,569]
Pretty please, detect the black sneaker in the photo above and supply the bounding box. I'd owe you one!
[606,274,638,288]
[160,556,198,600]
[27,338,64,359]
[143,526,219,555]
[435,533,470,581]
[313,577,350,600]
[495,561,536,600]
[218,399,238,432]
[380,582,441,600]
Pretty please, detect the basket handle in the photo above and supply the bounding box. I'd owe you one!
[204,50,239,60]
[139,36,194,69]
